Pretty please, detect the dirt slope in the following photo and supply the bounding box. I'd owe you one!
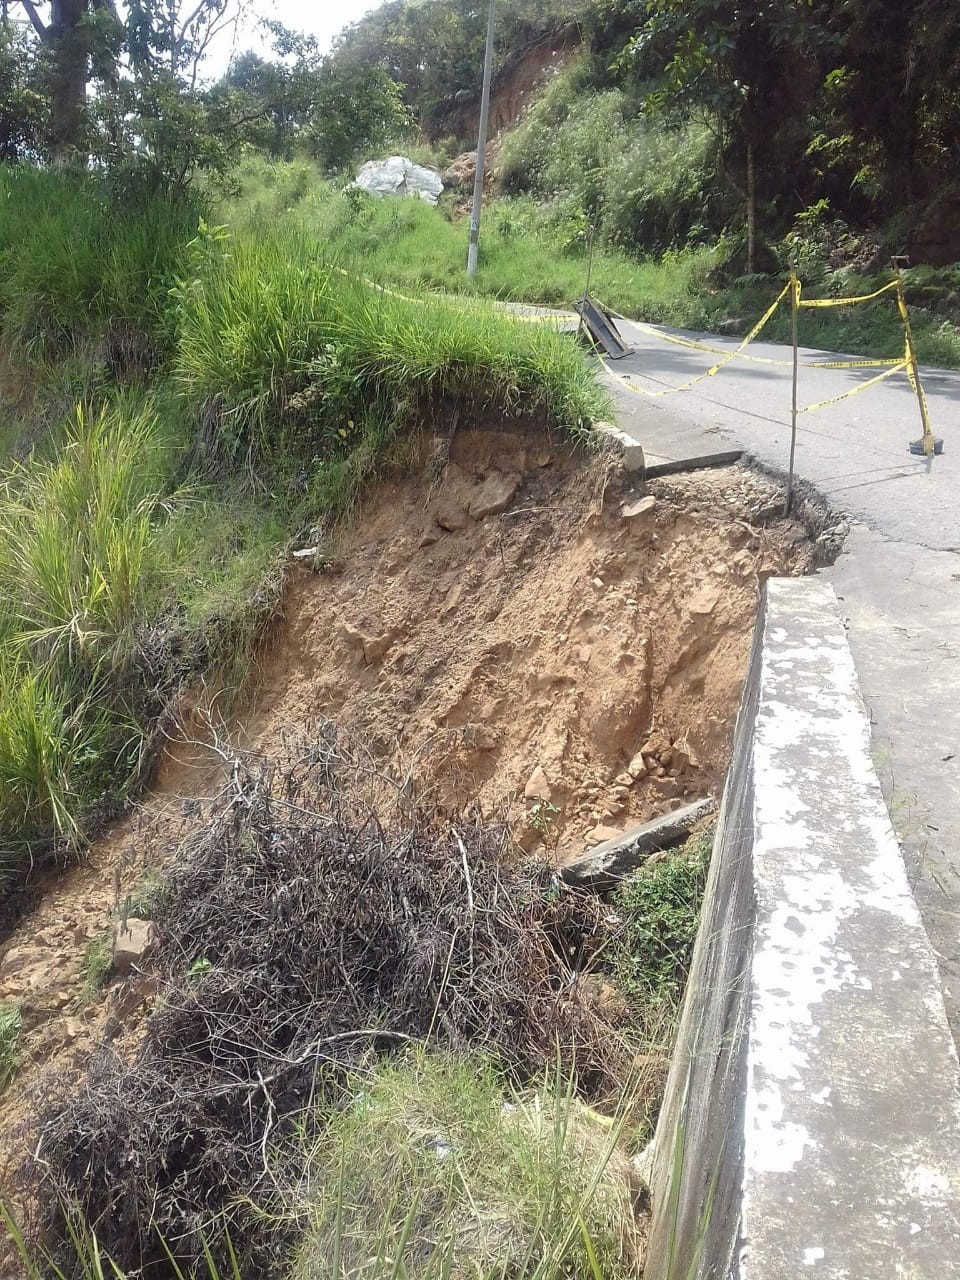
[247,429,815,856]
[0,425,820,1190]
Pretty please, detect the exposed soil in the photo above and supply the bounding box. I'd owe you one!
[0,425,824,1222]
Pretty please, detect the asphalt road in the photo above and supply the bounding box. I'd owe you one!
[606,317,960,1042]
[609,318,958,548]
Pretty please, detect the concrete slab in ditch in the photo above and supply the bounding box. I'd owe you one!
[644,577,960,1280]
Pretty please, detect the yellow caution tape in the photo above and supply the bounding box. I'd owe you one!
[798,361,909,413]
[606,282,790,398]
[628,320,903,369]
[797,279,900,308]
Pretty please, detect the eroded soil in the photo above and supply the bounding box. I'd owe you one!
[0,426,824,1196]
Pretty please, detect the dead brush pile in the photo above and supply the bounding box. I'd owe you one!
[26,726,629,1277]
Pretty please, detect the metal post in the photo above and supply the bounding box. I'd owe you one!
[467,0,496,278]
[893,261,937,459]
[784,271,800,516]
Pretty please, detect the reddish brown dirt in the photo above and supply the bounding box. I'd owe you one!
[247,430,814,858]
[0,427,817,1199]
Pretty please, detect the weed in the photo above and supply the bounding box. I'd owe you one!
[527,799,560,838]
[80,932,113,997]
[0,1000,20,1091]
[610,828,714,1012]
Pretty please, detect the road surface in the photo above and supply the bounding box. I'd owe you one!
[607,317,960,1040]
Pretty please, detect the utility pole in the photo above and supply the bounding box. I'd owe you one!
[784,268,800,516]
[467,0,496,279]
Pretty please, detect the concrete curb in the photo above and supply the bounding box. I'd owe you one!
[644,577,960,1280]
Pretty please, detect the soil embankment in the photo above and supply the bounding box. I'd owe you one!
[0,425,823,1188]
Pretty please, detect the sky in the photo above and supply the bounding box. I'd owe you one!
[223,0,382,67]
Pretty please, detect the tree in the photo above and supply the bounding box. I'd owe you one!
[217,23,412,171]
[0,18,47,159]
[625,0,825,272]
[126,0,247,87]
[11,1,122,156]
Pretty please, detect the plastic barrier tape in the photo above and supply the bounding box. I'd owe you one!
[798,361,909,414]
[605,282,790,398]
[797,279,900,308]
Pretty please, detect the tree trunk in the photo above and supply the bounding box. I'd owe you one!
[48,0,89,161]
[746,139,756,275]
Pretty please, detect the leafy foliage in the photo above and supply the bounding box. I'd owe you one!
[611,829,714,1011]
[331,0,592,128]
[220,25,412,171]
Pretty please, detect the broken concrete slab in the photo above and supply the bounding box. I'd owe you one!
[562,797,716,892]
[595,423,646,472]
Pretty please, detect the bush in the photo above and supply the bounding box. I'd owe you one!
[500,68,721,255]
[611,829,713,1012]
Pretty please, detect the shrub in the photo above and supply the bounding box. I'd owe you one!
[500,68,721,254]
[611,828,714,1012]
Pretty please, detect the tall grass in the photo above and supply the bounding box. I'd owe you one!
[0,399,171,868]
[295,1052,645,1280]
[218,159,960,369]
[0,401,170,664]
[172,220,609,464]
[0,166,202,365]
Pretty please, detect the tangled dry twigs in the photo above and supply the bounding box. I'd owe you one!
[26,725,629,1277]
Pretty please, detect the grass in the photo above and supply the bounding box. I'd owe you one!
[171,219,608,464]
[0,166,202,367]
[0,163,610,900]
[219,158,960,371]
[80,932,113,998]
[0,1001,20,1092]
[2,1051,647,1280]
[293,1051,645,1280]
[0,398,172,870]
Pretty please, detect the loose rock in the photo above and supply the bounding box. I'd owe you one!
[621,495,656,520]
[112,918,155,976]
[523,765,553,802]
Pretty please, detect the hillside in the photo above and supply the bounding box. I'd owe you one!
[0,0,953,1275]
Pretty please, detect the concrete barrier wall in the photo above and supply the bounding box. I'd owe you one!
[644,577,960,1280]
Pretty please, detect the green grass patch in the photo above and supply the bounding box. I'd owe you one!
[171,219,608,465]
[0,1000,20,1092]
[296,1051,643,1280]
[80,932,113,999]
[610,828,714,1013]
[0,398,174,870]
